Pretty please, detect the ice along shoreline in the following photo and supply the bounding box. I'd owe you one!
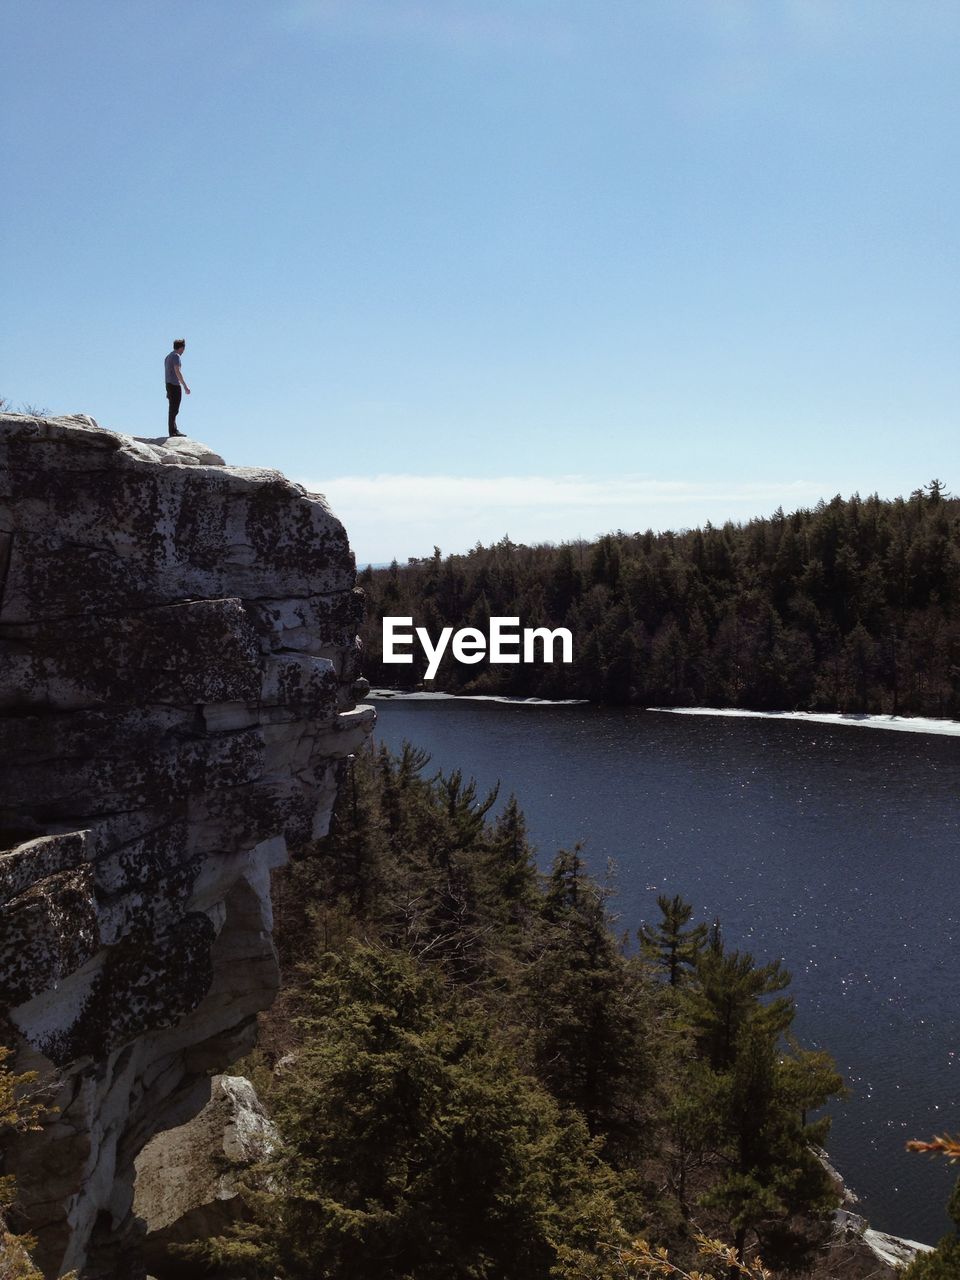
[368,688,588,706]
[652,706,960,738]
[368,689,960,737]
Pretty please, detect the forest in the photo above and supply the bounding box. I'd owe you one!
[359,483,960,715]
[163,741,960,1280]
[183,742,850,1278]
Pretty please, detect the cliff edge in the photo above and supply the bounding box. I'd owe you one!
[0,413,374,1277]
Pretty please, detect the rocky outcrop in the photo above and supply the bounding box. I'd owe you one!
[0,414,374,1277]
[816,1149,933,1277]
[133,1074,275,1277]
[828,1210,933,1278]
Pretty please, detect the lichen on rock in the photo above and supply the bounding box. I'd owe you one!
[0,413,373,1278]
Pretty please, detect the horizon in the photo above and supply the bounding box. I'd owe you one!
[1,401,941,564]
[354,474,951,569]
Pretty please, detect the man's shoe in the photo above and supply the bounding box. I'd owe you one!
[169,429,186,438]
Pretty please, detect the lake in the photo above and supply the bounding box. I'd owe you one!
[371,695,960,1243]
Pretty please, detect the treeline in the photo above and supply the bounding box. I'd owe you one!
[194,744,850,1279]
[359,482,960,714]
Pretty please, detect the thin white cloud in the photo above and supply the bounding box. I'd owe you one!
[311,473,826,509]
[298,472,835,564]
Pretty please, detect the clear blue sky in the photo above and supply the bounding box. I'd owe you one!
[5,1,958,563]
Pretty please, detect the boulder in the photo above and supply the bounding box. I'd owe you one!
[133,1074,275,1277]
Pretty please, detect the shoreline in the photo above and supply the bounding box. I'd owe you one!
[369,689,960,737]
[368,688,589,706]
[652,706,960,737]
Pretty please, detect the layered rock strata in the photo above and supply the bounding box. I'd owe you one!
[0,414,374,1277]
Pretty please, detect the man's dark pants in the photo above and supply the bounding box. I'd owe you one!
[166,382,182,435]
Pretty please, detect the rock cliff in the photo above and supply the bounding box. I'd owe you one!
[0,414,374,1277]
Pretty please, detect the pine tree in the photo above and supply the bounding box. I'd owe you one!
[676,936,844,1271]
[484,795,539,926]
[639,894,707,987]
[684,941,793,1072]
[699,1022,843,1271]
[526,850,656,1159]
[203,943,627,1280]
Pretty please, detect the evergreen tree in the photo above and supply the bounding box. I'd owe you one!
[526,850,656,1160]
[206,943,626,1280]
[672,937,845,1270]
[484,795,539,927]
[639,894,707,987]
[699,1022,842,1270]
[684,942,792,1072]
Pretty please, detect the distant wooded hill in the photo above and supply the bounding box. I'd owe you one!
[359,482,960,715]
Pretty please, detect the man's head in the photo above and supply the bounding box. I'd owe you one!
[173,338,186,352]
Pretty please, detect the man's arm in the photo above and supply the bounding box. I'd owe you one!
[176,364,191,395]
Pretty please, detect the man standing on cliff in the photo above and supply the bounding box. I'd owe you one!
[164,338,190,437]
